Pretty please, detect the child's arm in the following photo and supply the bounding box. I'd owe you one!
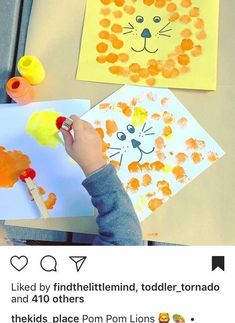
[61,115,143,246]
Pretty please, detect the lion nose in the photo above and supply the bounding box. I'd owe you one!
[131,139,141,149]
[141,28,152,38]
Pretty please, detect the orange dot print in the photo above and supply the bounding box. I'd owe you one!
[148,198,163,212]
[178,54,190,65]
[169,12,180,22]
[100,0,113,4]
[112,39,124,49]
[190,7,200,17]
[106,53,118,63]
[144,0,154,5]
[180,15,191,24]
[181,39,194,51]
[96,55,106,63]
[113,10,123,18]
[181,0,192,8]
[99,18,111,28]
[181,28,192,38]
[155,0,166,8]
[118,53,129,62]
[111,24,123,33]
[167,3,177,12]
[191,45,202,57]
[100,8,111,16]
[96,42,108,53]
[114,0,125,6]
[124,5,136,14]
[99,30,110,39]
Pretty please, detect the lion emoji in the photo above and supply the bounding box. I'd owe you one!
[173,314,185,323]
[158,313,170,323]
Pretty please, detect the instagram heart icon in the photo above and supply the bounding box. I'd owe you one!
[10,256,28,271]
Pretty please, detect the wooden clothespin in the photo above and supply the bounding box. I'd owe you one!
[56,116,73,132]
[19,168,50,218]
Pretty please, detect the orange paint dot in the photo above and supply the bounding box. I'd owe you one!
[161,97,169,106]
[167,2,177,12]
[150,161,165,171]
[162,186,172,196]
[177,117,188,127]
[148,65,160,76]
[100,8,111,16]
[124,5,136,14]
[114,0,125,6]
[163,126,172,137]
[185,138,205,150]
[109,65,126,76]
[165,59,175,68]
[139,68,149,78]
[96,128,105,139]
[181,38,194,50]
[151,113,160,120]
[181,28,192,38]
[130,74,140,83]
[196,30,207,40]
[155,136,165,150]
[163,111,174,123]
[156,150,166,161]
[99,103,111,110]
[142,174,152,186]
[44,193,57,210]
[106,53,118,63]
[100,0,113,4]
[141,162,151,171]
[96,42,108,53]
[117,102,132,116]
[175,152,188,164]
[162,69,172,79]
[190,7,200,17]
[112,39,124,49]
[99,30,110,39]
[144,0,154,5]
[194,18,204,29]
[99,18,111,28]
[180,15,191,24]
[155,0,166,8]
[128,161,142,173]
[148,198,163,212]
[96,55,106,63]
[146,78,156,86]
[172,166,187,183]
[111,23,123,33]
[113,10,123,18]
[110,160,120,170]
[178,54,190,65]
[191,45,202,57]
[191,152,202,164]
[180,66,190,74]
[180,0,192,8]
[118,53,129,62]
[106,120,118,136]
[129,63,141,73]
[169,12,179,22]
[109,34,118,42]
[127,178,140,192]
[208,152,219,163]
[171,68,180,78]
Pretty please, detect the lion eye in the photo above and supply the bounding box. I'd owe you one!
[153,16,161,23]
[127,124,135,134]
[136,15,144,23]
[117,132,126,141]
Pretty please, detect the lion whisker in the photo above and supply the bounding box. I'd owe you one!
[159,34,171,37]
[144,126,153,133]
[159,29,172,33]
[108,147,121,150]
[141,122,146,132]
[109,151,121,158]
[159,22,171,33]
[123,30,134,35]
[145,133,155,136]
[119,154,124,166]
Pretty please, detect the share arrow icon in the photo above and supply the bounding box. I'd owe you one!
[69,256,87,272]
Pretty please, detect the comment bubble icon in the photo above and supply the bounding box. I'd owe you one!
[40,255,57,272]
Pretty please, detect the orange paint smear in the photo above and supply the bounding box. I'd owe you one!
[185,138,205,150]
[163,111,174,124]
[208,152,219,163]
[175,152,188,164]
[177,117,188,127]
[117,102,132,116]
[128,161,164,173]
[142,174,152,186]
[172,166,188,183]
[151,113,160,120]
[44,193,57,210]
[106,120,118,136]
[156,150,166,161]
[148,198,163,212]
[191,152,203,164]
[127,178,140,192]
[0,146,31,188]
[157,180,172,196]
[155,136,166,150]
[95,128,110,152]
[163,126,173,137]
[110,160,120,170]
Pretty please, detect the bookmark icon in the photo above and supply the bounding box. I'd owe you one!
[69,256,86,272]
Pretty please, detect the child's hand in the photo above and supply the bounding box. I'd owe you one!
[61,115,106,176]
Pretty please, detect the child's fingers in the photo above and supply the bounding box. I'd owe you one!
[70,115,84,142]
[61,129,74,154]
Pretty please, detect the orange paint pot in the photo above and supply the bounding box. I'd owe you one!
[6,77,35,105]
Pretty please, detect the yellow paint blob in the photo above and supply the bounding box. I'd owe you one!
[163,165,173,173]
[26,110,61,148]
[131,107,148,126]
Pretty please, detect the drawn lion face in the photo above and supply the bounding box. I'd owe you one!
[96,0,206,86]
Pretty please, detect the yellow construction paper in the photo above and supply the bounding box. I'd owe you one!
[77,0,219,90]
